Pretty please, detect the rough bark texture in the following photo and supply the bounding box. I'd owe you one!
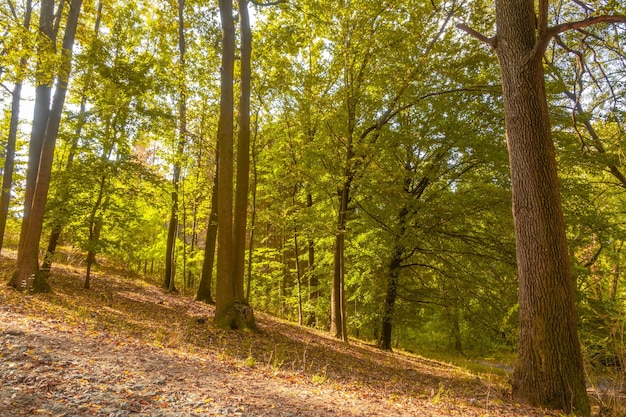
[232,0,252,297]
[11,0,83,292]
[15,0,55,261]
[0,0,32,251]
[214,0,256,331]
[494,0,589,414]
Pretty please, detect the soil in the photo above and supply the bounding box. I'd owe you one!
[0,252,560,416]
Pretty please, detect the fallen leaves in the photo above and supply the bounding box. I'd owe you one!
[0,251,566,416]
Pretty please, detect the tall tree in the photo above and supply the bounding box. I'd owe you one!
[15,0,56,261]
[41,0,103,276]
[10,0,84,292]
[459,1,626,414]
[232,0,251,301]
[213,0,257,330]
[163,0,188,292]
[0,0,32,253]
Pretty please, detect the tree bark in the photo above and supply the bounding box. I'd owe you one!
[11,0,83,292]
[15,0,55,262]
[0,0,32,253]
[196,164,217,305]
[330,177,350,341]
[378,247,400,351]
[164,0,188,292]
[214,0,256,330]
[493,0,589,413]
[305,193,318,327]
[232,0,251,297]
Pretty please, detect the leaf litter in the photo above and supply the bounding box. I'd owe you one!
[0,252,560,416]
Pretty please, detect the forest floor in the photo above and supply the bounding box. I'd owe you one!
[0,251,589,416]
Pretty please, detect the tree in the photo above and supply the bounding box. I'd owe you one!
[163,0,188,292]
[10,0,84,292]
[459,1,626,414]
[213,0,257,330]
[0,0,32,253]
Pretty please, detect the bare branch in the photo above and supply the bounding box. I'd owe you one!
[547,15,626,38]
[6,0,17,19]
[572,0,594,13]
[456,23,496,48]
[535,15,626,59]
[1,82,13,95]
[249,0,283,6]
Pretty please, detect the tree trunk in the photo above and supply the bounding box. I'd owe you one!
[84,173,107,289]
[330,177,350,341]
[0,0,32,252]
[214,0,256,331]
[84,220,102,289]
[378,245,401,351]
[40,1,102,276]
[196,160,217,304]
[0,82,24,253]
[305,193,318,327]
[494,1,589,413]
[15,0,55,262]
[610,242,622,301]
[294,225,303,326]
[233,0,252,301]
[246,120,258,302]
[11,0,83,292]
[164,0,188,292]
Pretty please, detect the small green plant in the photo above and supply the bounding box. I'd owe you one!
[268,343,286,369]
[245,355,257,367]
[431,382,447,404]
[311,373,326,385]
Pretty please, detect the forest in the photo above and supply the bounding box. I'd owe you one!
[0,0,625,415]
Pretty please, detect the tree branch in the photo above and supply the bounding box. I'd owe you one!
[6,0,17,19]
[535,15,626,59]
[456,23,496,48]
[547,15,626,39]
[249,0,283,6]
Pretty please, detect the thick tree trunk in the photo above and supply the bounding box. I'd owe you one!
[15,0,55,261]
[0,0,32,251]
[494,0,589,414]
[214,0,256,331]
[11,0,83,292]
[305,193,318,327]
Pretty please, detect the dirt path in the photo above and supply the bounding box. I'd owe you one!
[0,256,557,416]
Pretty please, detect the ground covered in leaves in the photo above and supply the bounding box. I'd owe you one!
[0,252,563,416]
